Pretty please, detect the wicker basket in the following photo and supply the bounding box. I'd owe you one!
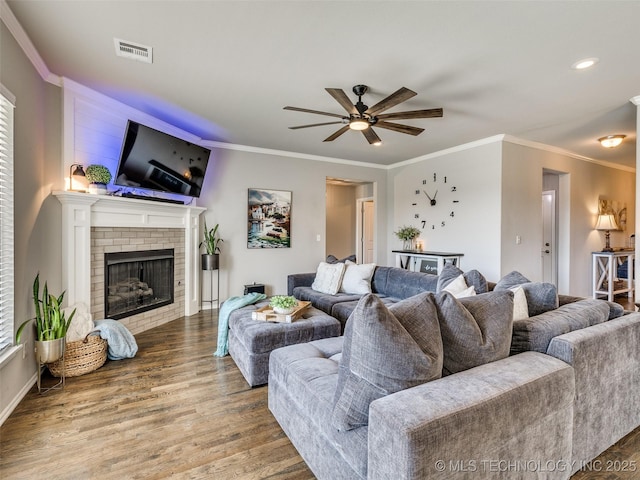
[48,333,108,378]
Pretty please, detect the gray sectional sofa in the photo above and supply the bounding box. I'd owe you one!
[270,264,639,479]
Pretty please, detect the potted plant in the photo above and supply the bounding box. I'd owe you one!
[394,225,421,251]
[269,295,298,315]
[200,220,222,270]
[15,274,76,364]
[85,164,112,195]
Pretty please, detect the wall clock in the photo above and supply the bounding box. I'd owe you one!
[411,172,459,229]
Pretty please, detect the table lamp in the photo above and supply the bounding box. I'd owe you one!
[595,214,618,252]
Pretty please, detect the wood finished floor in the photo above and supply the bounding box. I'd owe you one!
[1,307,639,479]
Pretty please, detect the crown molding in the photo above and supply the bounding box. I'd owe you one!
[631,95,640,106]
[0,0,60,86]
[502,134,635,173]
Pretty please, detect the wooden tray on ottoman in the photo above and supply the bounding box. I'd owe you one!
[251,301,311,323]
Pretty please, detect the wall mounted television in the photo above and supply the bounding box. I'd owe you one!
[115,120,211,198]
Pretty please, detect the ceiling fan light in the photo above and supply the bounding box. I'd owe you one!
[598,135,626,148]
[373,141,382,146]
[349,119,369,131]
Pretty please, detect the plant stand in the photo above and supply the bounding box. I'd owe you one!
[201,267,220,311]
[34,338,66,394]
[36,356,65,395]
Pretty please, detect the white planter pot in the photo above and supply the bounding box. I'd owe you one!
[273,306,295,315]
[88,183,108,195]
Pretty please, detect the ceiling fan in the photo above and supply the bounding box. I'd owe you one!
[284,85,443,145]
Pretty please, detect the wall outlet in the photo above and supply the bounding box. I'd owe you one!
[316,234,321,242]
[516,235,521,245]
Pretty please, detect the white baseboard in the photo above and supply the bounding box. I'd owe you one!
[0,372,36,427]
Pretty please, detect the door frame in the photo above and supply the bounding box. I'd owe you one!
[542,190,557,285]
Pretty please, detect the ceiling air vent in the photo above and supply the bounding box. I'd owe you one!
[114,38,153,63]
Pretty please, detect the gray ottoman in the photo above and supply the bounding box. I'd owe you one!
[228,300,341,387]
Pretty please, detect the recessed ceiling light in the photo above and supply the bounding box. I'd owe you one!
[572,57,599,70]
[598,135,626,148]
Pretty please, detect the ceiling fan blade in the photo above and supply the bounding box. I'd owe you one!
[362,127,382,145]
[284,106,345,119]
[325,88,358,115]
[366,87,417,116]
[376,108,443,121]
[375,121,424,136]
[323,125,351,142]
[289,121,344,130]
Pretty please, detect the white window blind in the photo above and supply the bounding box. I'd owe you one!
[0,90,15,354]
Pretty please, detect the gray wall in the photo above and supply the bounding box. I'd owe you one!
[0,21,63,420]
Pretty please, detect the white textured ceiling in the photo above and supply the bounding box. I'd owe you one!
[5,0,639,168]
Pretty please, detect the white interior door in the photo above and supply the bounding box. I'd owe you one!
[542,190,557,285]
[356,198,375,264]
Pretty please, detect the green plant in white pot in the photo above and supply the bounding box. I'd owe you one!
[269,295,298,315]
[85,164,112,195]
[200,220,222,270]
[16,274,76,364]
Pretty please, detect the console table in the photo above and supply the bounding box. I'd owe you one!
[592,250,634,301]
[392,250,464,275]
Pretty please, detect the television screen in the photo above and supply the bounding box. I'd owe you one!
[115,120,211,197]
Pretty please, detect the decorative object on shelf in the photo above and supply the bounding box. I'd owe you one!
[68,163,86,192]
[15,274,76,394]
[269,295,298,315]
[595,213,618,252]
[85,164,112,195]
[394,225,421,250]
[248,188,291,249]
[411,172,460,230]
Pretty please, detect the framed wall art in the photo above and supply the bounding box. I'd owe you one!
[247,188,292,248]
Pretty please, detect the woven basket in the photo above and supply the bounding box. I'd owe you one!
[48,334,108,378]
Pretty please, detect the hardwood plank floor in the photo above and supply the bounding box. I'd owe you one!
[1,309,639,479]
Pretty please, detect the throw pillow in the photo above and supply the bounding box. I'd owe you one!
[339,261,376,295]
[331,293,443,431]
[435,290,514,376]
[326,254,357,264]
[510,286,529,321]
[442,274,476,298]
[494,271,558,316]
[437,263,489,294]
[311,261,346,295]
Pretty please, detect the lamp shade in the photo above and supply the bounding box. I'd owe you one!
[595,214,618,231]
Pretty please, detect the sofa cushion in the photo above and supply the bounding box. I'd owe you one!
[331,293,443,431]
[436,290,514,376]
[436,263,488,294]
[339,261,376,295]
[494,271,558,316]
[293,286,361,315]
[511,298,611,354]
[311,261,346,295]
[371,266,439,299]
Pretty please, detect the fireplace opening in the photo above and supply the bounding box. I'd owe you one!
[105,249,174,320]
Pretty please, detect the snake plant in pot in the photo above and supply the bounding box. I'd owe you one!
[200,220,223,270]
[15,274,76,363]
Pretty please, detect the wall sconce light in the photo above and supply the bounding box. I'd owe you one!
[69,163,86,192]
[598,135,626,148]
[595,213,618,252]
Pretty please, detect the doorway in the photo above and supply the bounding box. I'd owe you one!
[326,178,375,263]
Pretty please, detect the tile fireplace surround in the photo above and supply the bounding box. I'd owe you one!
[54,191,205,334]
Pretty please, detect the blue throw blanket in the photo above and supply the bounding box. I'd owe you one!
[214,292,266,357]
[94,319,138,360]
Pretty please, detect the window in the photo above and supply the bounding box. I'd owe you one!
[0,86,15,354]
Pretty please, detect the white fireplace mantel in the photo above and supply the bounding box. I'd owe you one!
[54,191,206,317]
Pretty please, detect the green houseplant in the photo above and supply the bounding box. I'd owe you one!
[85,164,112,195]
[394,225,421,250]
[200,220,223,270]
[15,274,76,363]
[269,295,298,315]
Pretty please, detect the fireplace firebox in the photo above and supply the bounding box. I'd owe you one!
[105,249,174,320]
